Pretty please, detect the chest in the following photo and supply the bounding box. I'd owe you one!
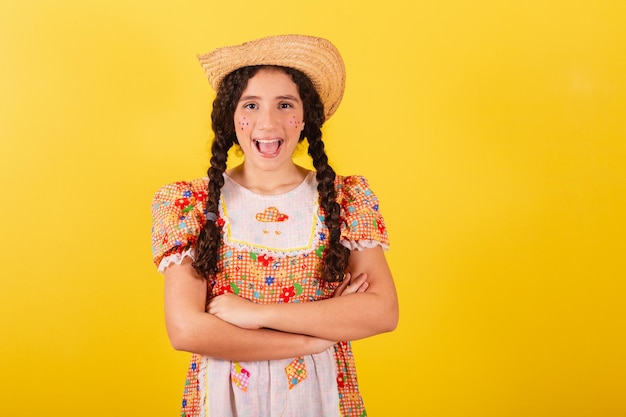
[211,175,337,303]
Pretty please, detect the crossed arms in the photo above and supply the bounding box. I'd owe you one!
[163,246,398,362]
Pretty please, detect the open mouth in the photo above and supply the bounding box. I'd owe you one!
[254,139,284,156]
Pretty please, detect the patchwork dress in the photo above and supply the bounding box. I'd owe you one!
[151,171,389,417]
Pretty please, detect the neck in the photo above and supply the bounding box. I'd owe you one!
[227,163,309,195]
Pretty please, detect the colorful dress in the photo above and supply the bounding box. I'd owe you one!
[151,171,389,417]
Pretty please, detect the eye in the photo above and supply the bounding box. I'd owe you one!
[279,102,293,109]
[243,103,257,110]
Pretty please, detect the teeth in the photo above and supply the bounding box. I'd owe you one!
[253,138,283,155]
[254,139,282,143]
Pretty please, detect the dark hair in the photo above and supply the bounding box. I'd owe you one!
[192,65,349,282]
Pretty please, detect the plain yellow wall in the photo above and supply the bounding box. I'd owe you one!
[1,0,625,415]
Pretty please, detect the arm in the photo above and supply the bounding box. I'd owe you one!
[164,257,336,361]
[208,245,399,341]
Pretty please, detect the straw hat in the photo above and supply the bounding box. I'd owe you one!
[197,34,346,119]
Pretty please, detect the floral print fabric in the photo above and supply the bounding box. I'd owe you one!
[151,173,388,417]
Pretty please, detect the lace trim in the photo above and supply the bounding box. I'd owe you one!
[341,239,389,252]
[157,248,196,273]
[220,232,324,259]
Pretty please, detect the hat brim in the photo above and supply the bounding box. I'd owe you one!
[198,34,345,119]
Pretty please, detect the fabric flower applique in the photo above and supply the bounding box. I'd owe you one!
[216,284,235,295]
[248,264,264,280]
[336,372,346,388]
[193,190,207,201]
[174,198,191,209]
[376,218,387,235]
[258,254,274,267]
[280,286,296,303]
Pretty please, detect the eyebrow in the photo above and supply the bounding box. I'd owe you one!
[239,94,301,102]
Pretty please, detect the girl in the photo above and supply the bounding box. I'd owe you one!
[151,34,398,417]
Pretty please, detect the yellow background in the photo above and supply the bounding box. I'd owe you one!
[1,0,625,415]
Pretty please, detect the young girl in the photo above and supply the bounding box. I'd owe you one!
[151,34,398,417]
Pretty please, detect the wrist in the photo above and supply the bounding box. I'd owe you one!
[256,303,274,329]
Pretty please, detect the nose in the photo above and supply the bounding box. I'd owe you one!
[257,107,277,130]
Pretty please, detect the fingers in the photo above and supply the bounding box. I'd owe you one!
[206,296,217,314]
[355,281,369,293]
[331,272,372,298]
[206,293,228,314]
[332,272,351,298]
[347,273,368,294]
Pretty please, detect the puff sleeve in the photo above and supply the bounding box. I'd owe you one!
[336,175,390,251]
[151,178,209,272]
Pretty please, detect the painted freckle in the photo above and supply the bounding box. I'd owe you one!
[238,118,250,130]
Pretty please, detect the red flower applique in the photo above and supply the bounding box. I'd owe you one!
[193,190,208,201]
[336,372,345,388]
[217,285,234,295]
[174,198,190,208]
[280,286,296,303]
[258,254,274,267]
[376,219,386,235]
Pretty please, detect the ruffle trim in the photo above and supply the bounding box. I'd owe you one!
[157,248,196,273]
[341,239,389,252]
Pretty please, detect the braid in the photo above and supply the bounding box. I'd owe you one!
[307,132,350,282]
[192,138,231,277]
[192,67,259,278]
[282,67,350,282]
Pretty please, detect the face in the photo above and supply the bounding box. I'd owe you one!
[233,68,305,171]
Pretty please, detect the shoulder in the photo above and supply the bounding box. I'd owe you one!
[151,177,209,268]
[152,177,209,205]
[334,175,380,206]
[334,174,389,248]
[151,177,209,226]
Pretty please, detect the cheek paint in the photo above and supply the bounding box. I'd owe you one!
[237,117,250,131]
[289,116,303,129]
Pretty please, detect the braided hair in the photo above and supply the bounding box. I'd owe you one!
[192,65,349,282]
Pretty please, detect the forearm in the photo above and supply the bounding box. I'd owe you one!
[167,310,331,361]
[263,247,398,339]
[163,258,332,361]
[208,246,399,341]
[259,292,397,341]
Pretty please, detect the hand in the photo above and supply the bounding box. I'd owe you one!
[207,293,262,329]
[332,272,369,298]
